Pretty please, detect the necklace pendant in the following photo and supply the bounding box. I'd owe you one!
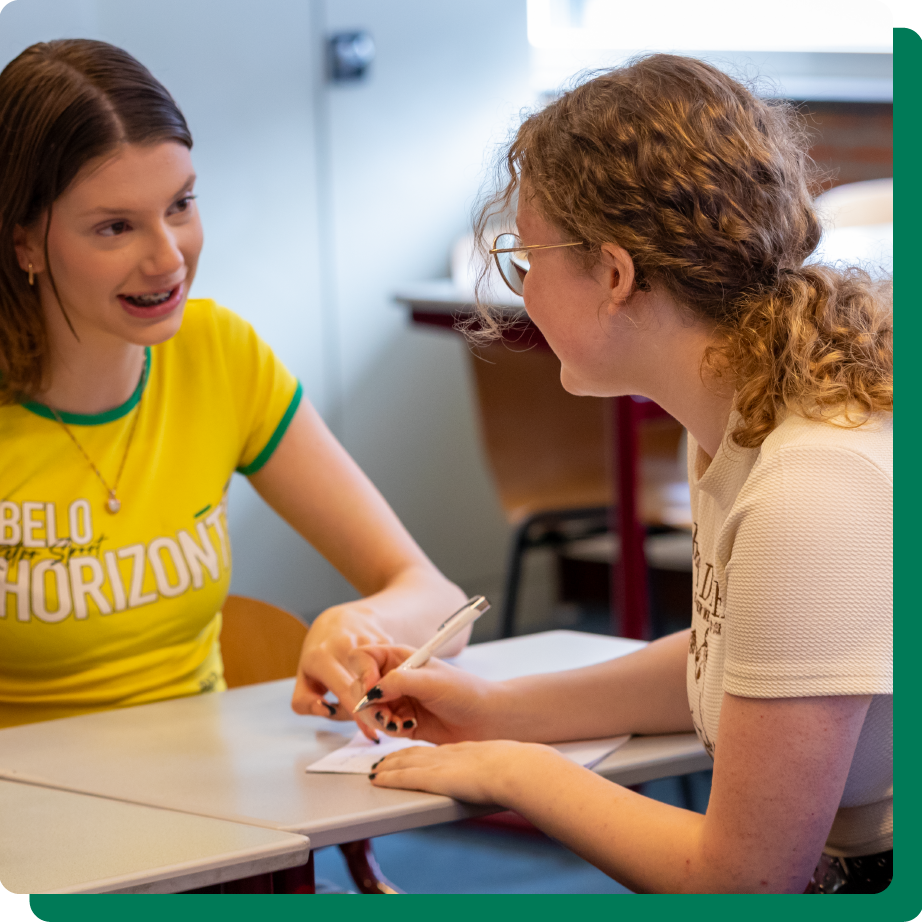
[106,495,121,514]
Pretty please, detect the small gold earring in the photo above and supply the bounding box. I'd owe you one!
[27,263,34,286]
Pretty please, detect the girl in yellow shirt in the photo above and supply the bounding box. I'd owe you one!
[0,38,466,729]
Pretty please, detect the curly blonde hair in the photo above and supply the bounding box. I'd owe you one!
[474,54,892,448]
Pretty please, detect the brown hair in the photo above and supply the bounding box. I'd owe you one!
[0,39,193,405]
[475,55,892,448]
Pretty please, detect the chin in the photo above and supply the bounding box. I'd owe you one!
[125,304,186,347]
[560,367,606,398]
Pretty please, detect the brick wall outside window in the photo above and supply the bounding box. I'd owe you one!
[800,101,893,190]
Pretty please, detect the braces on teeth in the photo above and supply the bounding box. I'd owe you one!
[125,290,172,306]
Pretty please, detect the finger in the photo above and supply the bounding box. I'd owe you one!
[302,658,363,713]
[345,650,384,706]
[373,708,419,736]
[304,698,354,720]
[369,757,445,792]
[368,745,434,774]
[355,644,418,676]
[356,662,439,712]
[290,672,330,715]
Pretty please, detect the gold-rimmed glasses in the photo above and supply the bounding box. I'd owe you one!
[489,233,583,296]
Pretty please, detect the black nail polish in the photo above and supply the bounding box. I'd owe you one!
[386,720,398,731]
[365,686,383,701]
[368,773,377,780]
[375,711,385,725]
[322,701,336,717]
[372,736,381,744]
[371,758,383,769]
[402,719,415,730]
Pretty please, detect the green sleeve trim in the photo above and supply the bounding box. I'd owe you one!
[237,381,303,476]
[22,347,152,425]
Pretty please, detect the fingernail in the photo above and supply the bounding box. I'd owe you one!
[322,701,337,717]
[402,719,416,730]
[371,758,383,769]
[368,773,377,780]
[365,686,383,702]
[375,711,385,725]
[386,720,398,731]
[372,736,381,744]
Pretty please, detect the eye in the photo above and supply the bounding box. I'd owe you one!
[99,220,130,237]
[170,194,197,214]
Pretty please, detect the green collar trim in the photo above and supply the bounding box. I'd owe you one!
[22,347,152,426]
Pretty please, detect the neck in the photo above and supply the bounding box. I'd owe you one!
[619,295,734,460]
[34,304,146,416]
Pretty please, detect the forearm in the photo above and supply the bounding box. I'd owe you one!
[249,403,467,650]
[496,747,786,894]
[488,628,693,741]
[373,695,861,893]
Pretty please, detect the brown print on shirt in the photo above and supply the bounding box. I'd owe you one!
[688,522,724,759]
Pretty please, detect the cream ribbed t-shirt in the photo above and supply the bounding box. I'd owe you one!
[686,412,892,857]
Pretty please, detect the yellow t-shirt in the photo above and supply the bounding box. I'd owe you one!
[0,299,301,728]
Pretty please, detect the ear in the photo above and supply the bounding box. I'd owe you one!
[598,243,638,314]
[13,223,46,274]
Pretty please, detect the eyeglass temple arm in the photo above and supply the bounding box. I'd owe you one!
[489,241,583,255]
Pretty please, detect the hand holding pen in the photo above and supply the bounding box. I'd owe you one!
[353,596,489,713]
[351,596,504,745]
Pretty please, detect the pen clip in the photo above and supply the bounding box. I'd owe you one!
[436,595,488,632]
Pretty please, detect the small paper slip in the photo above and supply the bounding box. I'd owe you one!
[553,735,630,769]
[306,732,435,774]
[306,731,629,774]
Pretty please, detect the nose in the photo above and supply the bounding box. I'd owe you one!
[141,222,184,278]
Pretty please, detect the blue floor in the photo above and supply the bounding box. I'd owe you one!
[314,770,712,894]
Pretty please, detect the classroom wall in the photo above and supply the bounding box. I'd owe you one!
[0,0,527,624]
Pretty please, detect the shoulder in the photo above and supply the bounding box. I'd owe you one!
[727,413,892,553]
[172,298,255,344]
[754,412,892,489]
[163,299,267,369]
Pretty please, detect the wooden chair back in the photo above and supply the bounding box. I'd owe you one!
[468,340,686,526]
[218,595,403,893]
[219,594,307,689]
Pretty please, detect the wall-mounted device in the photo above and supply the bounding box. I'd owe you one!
[328,31,375,82]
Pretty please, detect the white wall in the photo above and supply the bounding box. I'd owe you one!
[0,0,531,625]
[320,1,532,603]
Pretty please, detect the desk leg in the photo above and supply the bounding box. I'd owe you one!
[271,851,316,894]
[221,871,275,894]
[339,839,404,894]
[611,395,649,639]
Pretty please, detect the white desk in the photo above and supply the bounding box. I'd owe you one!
[0,778,309,894]
[0,631,710,850]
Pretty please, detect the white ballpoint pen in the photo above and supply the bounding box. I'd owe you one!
[352,595,491,714]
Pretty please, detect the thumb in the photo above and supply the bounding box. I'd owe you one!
[355,643,418,679]
[363,660,440,708]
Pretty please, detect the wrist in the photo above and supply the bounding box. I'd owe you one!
[367,569,468,649]
[491,742,564,808]
[475,679,521,739]
[310,604,393,647]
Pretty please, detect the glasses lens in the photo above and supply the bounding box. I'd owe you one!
[493,233,528,296]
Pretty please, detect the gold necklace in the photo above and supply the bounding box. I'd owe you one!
[47,353,147,515]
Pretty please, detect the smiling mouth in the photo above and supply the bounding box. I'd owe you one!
[121,289,175,307]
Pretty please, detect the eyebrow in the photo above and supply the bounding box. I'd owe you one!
[79,174,197,218]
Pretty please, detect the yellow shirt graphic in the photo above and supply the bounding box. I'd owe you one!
[0,299,301,727]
